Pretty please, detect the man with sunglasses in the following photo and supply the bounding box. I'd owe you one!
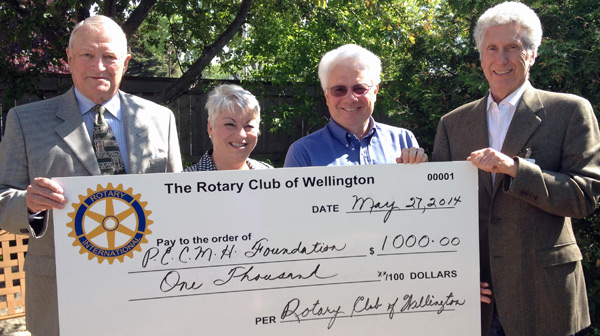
[284,44,427,167]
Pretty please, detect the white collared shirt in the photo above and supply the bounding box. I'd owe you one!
[74,88,130,173]
[486,82,528,152]
[486,81,528,184]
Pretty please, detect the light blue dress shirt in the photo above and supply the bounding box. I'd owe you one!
[74,88,130,173]
[284,117,418,167]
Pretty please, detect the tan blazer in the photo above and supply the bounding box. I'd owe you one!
[0,87,182,336]
[432,83,600,336]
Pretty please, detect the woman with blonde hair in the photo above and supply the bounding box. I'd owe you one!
[185,84,272,171]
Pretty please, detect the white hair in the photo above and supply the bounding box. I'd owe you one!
[317,44,382,91]
[206,84,261,127]
[474,2,542,56]
[69,15,128,58]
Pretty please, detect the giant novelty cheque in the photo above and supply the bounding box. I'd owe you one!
[53,161,480,335]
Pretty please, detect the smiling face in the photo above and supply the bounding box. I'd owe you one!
[480,23,535,102]
[324,61,378,139]
[66,24,131,104]
[208,106,260,170]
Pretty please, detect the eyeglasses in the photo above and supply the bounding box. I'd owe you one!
[328,84,373,97]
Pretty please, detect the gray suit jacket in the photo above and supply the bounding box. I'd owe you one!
[432,82,600,336]
[0,87,182,335]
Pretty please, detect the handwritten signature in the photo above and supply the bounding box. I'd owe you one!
[280,292,465,329]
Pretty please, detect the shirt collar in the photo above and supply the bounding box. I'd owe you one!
[486,81,528,111]
[328,117,376,144]
[200,149,218,171]
[74,87,122,120]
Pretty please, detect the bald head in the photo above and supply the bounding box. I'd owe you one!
[66,15,131,104]
[69,15,128,59]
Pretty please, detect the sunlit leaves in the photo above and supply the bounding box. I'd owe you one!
[212,0,451,134]
[147,0,245,73]
[0,0,80,105]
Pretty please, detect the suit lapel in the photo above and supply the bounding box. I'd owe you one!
[501,83,542,157]
[120,91,149,174]
[55,88,101,175]
[494,83,542,191]
[468,96,495,196]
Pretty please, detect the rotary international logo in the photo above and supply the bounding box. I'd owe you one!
[67,183,152,264]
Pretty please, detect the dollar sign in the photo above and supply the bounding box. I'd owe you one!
[369,247,375,255]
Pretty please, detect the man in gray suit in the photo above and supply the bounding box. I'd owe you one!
[0,16,182,335]
[433,2,600,336]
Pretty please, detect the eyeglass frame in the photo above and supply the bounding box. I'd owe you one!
[326,83,375,97]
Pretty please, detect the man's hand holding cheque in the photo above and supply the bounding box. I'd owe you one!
[26,177,67,213]
[467,148,518,178]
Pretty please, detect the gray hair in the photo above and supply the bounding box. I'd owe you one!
[69,15,128,57]
[474,2,542,56]
[317,44,382,91]
[206,84,261,127]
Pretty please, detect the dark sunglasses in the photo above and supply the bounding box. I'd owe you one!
[328,84,373,97]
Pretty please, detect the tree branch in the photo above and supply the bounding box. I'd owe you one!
[122,0,158,38]
[158,0,254,104]
[104,0,116,18]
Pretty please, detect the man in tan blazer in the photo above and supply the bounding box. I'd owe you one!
[432,2,600,336]
[0,16,182,336]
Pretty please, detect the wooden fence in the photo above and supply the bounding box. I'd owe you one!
[0,231,27,320]
[0,74,327,165]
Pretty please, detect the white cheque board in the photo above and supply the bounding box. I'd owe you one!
[53,161,480,335]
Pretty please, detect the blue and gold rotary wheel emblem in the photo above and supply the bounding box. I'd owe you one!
[67,183,152,264]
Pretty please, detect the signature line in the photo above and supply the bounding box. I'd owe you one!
[346,206,455,214]
[280,309,457,323]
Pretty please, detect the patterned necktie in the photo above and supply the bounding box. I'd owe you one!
[92,105,125,175]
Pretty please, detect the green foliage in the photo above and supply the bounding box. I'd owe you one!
[0,0,83,107]
[146,0,246,72]
[127,14,182,78]
[127,44,176,77]
[217,0,454,136]
[375,0,488,150]
[530,0,600,111]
